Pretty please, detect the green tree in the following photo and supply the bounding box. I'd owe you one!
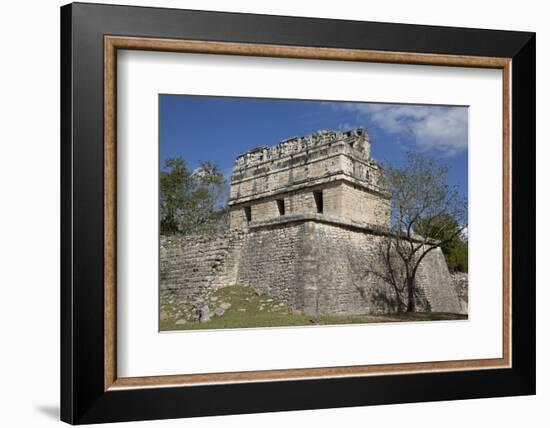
[160,157,228,235]
[416,215,468,273]
[445,235,468,273]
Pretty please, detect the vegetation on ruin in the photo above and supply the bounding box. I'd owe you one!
[366,152,468,313]
[160,284,466,331]
[160,156,229,235]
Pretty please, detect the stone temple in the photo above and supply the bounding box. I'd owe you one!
[160,128,464,317]
[228,128,391,229]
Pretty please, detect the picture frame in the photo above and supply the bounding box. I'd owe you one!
[60,2,535,424]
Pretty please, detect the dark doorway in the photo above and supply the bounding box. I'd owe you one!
[314,191,323,214]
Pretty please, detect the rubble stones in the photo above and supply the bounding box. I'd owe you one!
[199,305,211,323]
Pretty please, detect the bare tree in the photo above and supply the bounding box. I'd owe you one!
[374,152,468,312]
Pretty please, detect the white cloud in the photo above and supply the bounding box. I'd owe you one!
[332,103,468,156]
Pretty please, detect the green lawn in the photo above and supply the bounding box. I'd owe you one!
[160,284,467,331]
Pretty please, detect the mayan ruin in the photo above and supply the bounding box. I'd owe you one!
[160,127,464,325]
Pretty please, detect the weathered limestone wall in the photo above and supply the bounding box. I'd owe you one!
[236,220,384,314]
[160,219,462,317]
[235,183,339,224]
[414,249,463,313]
[450,272,469,314]
[229,182,390,229]
[160,232,244,303]
[251,198,283,222]
[236,222,306,308]
[230,149,385,205]
[337,182,391,226]
[230,148,348,202]
[233,128,370,172]
[297,221,438,315]
[229,208,248,230]
[300,221,386,315]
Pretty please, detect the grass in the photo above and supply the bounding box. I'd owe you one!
[160,284,467,332]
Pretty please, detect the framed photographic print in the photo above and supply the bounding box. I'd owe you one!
[60,2,535,424]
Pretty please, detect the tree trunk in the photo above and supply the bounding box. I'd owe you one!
[406,276,416,312]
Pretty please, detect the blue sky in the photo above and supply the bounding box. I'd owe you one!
[159,95,468,199]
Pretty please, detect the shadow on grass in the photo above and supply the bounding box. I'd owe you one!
[161,284,467,332]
